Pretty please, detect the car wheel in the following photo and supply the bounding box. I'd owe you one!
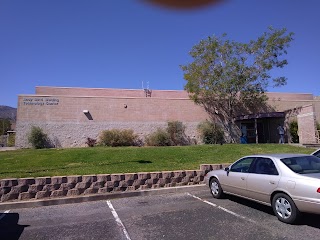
[209,178,224,199]
[272,193,300,224]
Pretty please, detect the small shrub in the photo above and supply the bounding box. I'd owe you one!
[85,137,97,147]
[8,133,15,147]
[28,126,48,149]
[317,121,320,131]
[167,121,190,146]
[145,129,172,146]
[197,120,224,144]
[99,129,137,147]
[289,121,299,143]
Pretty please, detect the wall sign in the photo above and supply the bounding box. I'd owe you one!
[23,97,60,106]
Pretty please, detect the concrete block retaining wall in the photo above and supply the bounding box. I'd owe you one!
[0,164,230,202]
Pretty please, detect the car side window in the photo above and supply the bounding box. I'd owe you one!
[313,150,320,158]
[230,157,255,173]
[252,157,279,175]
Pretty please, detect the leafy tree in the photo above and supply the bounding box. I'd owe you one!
[0,118,11,135]
[181,27,294,142]
[289,121,299,143]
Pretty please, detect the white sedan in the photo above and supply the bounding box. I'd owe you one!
[204,153,320,224]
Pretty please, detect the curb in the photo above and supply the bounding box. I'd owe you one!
[0,184,207,210]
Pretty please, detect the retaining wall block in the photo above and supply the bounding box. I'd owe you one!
[10,185,29,194]
[51,176,67,185]
[35,190,51,199]
[18,192,36,201]
[50,190,67,197]
[98,187,113,193]
[119,180,128,188]
[125,173,137,181]
[91,182,104,188]
[185,170,196,178]
[1,179,18,187]
[75,182,91,190]
[35,177,51,185]
[133,179,144,186]
[196,170,205,177]
[157,178,170,186]
[137,172,150,180]
[105,181,115,188]
[18,178,35,186]
[222,163,230,168]
[126,180,134,186]
[151,184,160,189]
[82,175,97,183]
[59,183,76,191]
[162,171,173,179]
[111,174,125,182]
[145,178,158,185]
[1,187,12,195]
[42,184,61,192]
[170,177,182,184]
[112,187,121,192]
[139,185,151,190]
[97,174,111,182]
[1,193,19,202]
[67,189,80,196]
[182,176,190,184]
[126,186,139,191]
[28,184,43,193]
[67,176,82,184]
[84,188,98,195]
[150,172,162,179]
[173,171,186,178]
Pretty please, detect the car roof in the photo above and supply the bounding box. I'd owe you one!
[244,153,311,159]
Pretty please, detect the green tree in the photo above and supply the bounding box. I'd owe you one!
[0,118,11,135]
[289,121,299,143]
[181,27,294,142]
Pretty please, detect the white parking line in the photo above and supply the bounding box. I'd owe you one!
[0,210,10,221]
[107,201,131,240]
[187,193,256,224]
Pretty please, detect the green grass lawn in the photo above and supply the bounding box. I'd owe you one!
[0,144,315,179]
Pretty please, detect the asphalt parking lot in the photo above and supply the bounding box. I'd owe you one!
[1,187,320,240]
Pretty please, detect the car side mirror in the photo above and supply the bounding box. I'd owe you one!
[225,167,230,176]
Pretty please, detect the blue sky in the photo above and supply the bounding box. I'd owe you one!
[1,0,319,108]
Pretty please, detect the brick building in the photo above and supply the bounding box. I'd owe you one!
[15,86,320,148]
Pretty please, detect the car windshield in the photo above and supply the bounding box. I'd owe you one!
[281,156,320,174]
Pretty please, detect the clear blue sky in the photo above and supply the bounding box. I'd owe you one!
[1,0,319,108]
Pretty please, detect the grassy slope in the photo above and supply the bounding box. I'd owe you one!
[0,144,314,179]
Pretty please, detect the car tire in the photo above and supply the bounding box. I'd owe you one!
[272,193,300,224]
[209,178,224,199]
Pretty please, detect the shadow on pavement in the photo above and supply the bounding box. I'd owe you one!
[226,194,320,228]
[0,212,29,240]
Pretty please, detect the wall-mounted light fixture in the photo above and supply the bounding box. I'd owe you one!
[124,104,127,108]
[83,110,89,113]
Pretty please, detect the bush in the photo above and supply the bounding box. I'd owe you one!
[289,121,299,143]
[85,137,97,147]
[8,133,15,147]
[167,121,189,146]
[317,121,320,131]
[99,129,137,147]
[197,120,224,144]
[28,126,48,149]
[145,129,172,146]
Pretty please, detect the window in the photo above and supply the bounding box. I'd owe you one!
[252,157,278,175]
[230,157,255,173]
[313,149,320,158]
[281,156,320,174]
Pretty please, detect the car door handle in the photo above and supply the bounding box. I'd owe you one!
[269,181,275,185]
[240,177,245,180]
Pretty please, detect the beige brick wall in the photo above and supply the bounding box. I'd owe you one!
[16,87,320,147]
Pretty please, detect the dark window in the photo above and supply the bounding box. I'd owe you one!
[281,156,320,174]
[230,157,255,173]
[313,149,320,158]
[252,157,279,175]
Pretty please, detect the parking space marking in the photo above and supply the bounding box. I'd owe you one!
[107,201,131,240]
[0,210,10,221]
[187,193,256,223]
